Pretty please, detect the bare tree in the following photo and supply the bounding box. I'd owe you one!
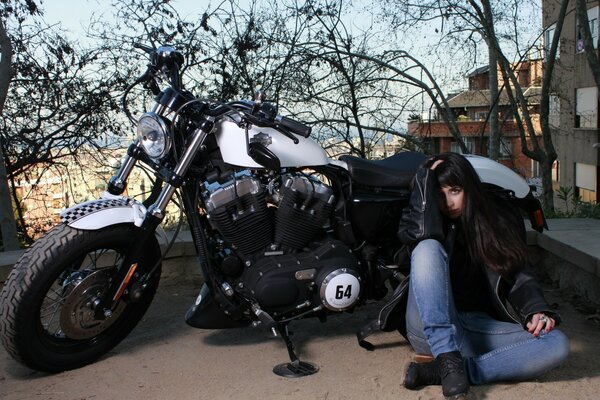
[432,0,567,208]
[1,2,124,245]
[1,0,42,250]
[380,0,566,208]
[88,0,425,158]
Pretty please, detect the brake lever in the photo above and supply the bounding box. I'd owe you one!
[245,114,299,144]
[274,124,300,144]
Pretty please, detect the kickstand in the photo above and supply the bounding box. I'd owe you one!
[272,323,319,377]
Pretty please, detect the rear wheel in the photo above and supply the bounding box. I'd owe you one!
[0,223,161,372]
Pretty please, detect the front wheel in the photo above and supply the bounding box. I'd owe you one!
[0,223,162,372]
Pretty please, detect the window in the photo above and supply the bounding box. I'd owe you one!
[575,87,598,128]
[575,163,597,203]
[549,94,560,128]
[552,160,559,182]
[474,111,488,121]
[499,137,512,158]
[544,23,559,59]
[421,137,439,155]
[451,138,476,154]
[531,160,541,177]
[576,6,599,53]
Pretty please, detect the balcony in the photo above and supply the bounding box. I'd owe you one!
[407,118,538,138]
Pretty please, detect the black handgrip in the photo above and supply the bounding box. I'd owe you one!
[133,43,155,54]
[276,115,312,138]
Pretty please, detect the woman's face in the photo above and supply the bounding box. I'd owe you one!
[440,185,464,219]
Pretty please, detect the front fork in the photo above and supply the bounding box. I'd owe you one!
[94,124,211,318]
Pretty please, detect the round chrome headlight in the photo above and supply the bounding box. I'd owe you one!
[137,112,171,160]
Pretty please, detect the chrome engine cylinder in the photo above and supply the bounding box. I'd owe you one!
[274,175,334,250]
[205,176,272,256]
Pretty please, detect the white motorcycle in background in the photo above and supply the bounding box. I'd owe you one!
[0,45,547,376]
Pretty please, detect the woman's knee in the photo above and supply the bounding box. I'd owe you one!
[411,239,447,273]
[545,329,570,367]
[412,239,446,258]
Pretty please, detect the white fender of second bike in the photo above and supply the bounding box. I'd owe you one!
[464,154,530,199]
[328,155,530,199]
[215,120,330,168]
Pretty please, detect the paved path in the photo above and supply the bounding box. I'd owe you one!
[1,257,599,400]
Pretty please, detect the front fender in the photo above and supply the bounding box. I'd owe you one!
[60,193,146,229]
[59,193,168,253]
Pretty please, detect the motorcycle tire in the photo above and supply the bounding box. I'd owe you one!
[0,223,162,372]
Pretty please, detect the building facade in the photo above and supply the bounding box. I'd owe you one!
[543,0,600,203]
[407,61,543,179]
[14,148,177,239]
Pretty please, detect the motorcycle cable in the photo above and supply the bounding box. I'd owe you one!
[169,98,214,162]
[138,188,185,286]
[203,101,300,144]
[298,171,317,210]
[275,304,325,324]
[121,66,160,126]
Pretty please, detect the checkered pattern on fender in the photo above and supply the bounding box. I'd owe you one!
[60,198,132,225]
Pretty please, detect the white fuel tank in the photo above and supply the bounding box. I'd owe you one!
[214,120,330,168]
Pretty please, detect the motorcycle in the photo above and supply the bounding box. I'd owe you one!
[0,45,547,376]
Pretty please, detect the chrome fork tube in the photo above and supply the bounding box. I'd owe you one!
[107,141,142,195]
[148,128,208,219]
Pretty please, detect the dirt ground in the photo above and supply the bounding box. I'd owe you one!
[1,256,599,400]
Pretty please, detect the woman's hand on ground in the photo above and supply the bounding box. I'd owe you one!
[527,313,555,336]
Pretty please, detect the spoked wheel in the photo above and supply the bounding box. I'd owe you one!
[0,223,161,372]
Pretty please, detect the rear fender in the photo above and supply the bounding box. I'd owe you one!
[465,154,531,199]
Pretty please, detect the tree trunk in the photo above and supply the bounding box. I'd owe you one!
[576,0,600,87]
[541,157,555,210]
[488,43,500,159]
[0,19,21,250]
[537,0,570,211]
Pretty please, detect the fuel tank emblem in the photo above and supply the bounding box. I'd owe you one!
[250,132,272,147]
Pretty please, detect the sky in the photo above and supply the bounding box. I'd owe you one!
[44,0,202,34]
[43,0,107,33]
[37,0,543,120]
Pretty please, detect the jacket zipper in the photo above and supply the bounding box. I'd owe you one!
[417,169,428,212]
[495,278,520,324]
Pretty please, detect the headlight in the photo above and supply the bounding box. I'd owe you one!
[137,112,171,160]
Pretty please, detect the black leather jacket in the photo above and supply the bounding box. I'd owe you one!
[397,167,560,327]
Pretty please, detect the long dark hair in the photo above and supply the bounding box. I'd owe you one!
[427,152,528,276]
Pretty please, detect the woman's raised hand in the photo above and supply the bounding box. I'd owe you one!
[430,159,444,170]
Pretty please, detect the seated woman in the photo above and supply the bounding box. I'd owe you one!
[398,152,569,399]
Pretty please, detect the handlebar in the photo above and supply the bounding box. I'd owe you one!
[275,115,312,138]
[130,43,311,143]
[203,102,310,143]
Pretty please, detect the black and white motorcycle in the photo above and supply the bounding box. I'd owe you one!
[0,45,546,376]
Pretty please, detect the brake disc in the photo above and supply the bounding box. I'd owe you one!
[59,269,127,340]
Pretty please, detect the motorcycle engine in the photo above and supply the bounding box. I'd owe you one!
[241,240,362,314]
[203,172,363,314]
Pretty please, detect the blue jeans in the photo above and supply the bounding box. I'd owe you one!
[406,239,570,385]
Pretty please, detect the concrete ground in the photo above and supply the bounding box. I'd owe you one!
[1,256,599,400]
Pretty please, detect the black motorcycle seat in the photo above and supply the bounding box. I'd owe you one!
[339,151,426,188]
